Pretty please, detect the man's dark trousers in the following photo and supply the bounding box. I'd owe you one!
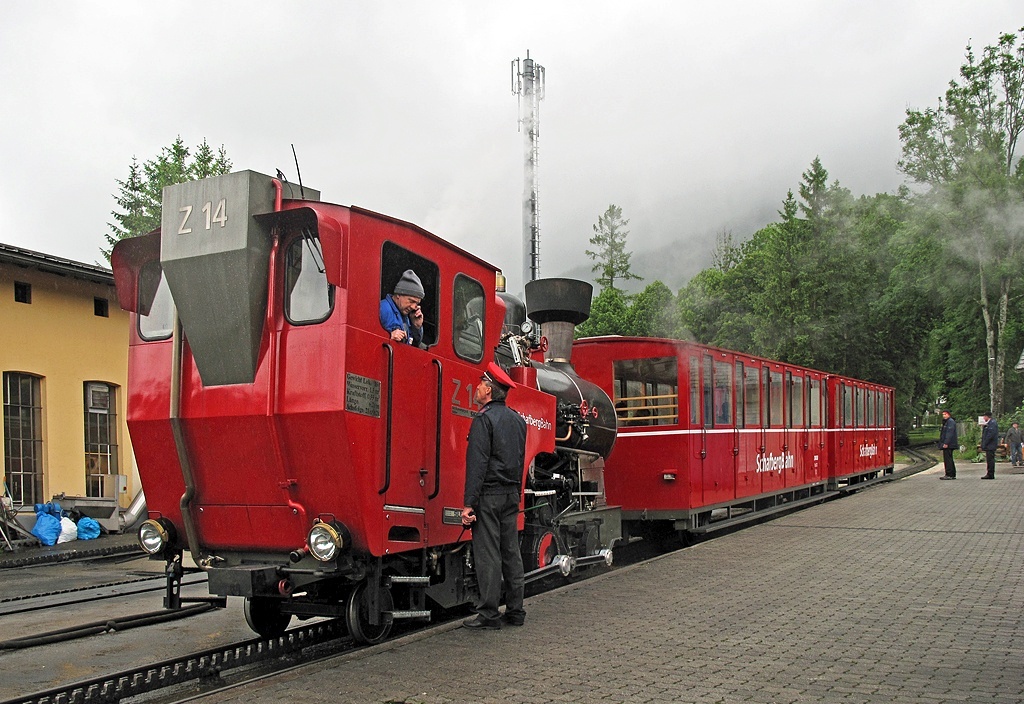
[943,448,956,478]
[472,491,525,623]
[985,450,996,478]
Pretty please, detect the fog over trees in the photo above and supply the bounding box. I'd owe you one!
[579,27,1024,431]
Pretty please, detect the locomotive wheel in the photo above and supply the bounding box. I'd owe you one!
[244,597,292,638]
[527,530,558,571]
[345,582,394,644]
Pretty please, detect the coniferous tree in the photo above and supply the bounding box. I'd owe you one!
[586,205,642,291]
[102,137,232,261]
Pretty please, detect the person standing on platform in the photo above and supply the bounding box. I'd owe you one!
[939,410,958,480]
[981,412,998,479]
[1005,421,1022,468]
[461,362,528,630]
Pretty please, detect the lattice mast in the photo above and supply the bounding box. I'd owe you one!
[512,52,545,286]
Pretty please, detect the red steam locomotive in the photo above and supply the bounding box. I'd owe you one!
[110,170,893,643]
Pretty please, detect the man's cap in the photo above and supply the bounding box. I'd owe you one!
[984,411,993,418]
[393,270,425,298]
[942,409,951,415]
[483,362,516,390]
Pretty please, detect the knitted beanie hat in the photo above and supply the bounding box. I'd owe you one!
[393,269,424,298]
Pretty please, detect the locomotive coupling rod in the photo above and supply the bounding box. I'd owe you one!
[550,499,580,525]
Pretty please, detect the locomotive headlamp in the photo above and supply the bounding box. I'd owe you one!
[307,520,351,562]
[138,518,176,556]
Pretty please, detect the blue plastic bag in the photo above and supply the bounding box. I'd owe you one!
[31,513,62,546]
[77,516,101,540]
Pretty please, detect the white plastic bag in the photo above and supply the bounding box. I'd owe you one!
[57,516,78,543]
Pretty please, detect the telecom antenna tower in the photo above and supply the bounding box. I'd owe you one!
[512,51,545,286]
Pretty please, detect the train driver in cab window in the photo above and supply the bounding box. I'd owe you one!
[380,269,426,348]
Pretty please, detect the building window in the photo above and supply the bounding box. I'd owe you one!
[84,382,118,498]
[94,297,109,317]
[3,372,43,506]
[14,282,31,304]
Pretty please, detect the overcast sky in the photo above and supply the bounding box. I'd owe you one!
[2,2,1021,294]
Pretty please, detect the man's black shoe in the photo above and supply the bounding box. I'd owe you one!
[501,614,525,627]
[982,475,995,479]
[462,616,500,630]
[940,476,955,480]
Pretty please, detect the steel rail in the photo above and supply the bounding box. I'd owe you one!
[1,619,349,704]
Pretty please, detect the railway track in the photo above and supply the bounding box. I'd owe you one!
[0,572,207,617]
[1,620,353,704]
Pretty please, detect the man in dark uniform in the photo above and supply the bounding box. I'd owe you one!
[981,412,998,479]
[939,410,958,480]
[461,362,528,630]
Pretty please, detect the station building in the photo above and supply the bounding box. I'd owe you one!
[1,242,136,526]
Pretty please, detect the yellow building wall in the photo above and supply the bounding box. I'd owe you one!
[1,261,135,510]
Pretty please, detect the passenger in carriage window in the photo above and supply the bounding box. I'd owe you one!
[379,269,427,348]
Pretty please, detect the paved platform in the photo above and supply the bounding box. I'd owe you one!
[188,460,1024,704]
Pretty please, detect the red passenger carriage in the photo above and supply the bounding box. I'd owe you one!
[571,337,894,534]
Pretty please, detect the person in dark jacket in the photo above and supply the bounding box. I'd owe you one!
[1005,421,1023,467]
[939,410,958,480]
[461,362,528,630]
[980,412,998,479]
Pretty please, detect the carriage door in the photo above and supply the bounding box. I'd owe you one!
[737,362,762,498]
[689,357,704,506]
[806,375,824,483]
[786,371,806,487]
[762,367,785,494]
[701,355,734,505]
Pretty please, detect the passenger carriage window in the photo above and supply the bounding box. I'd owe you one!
[138,261,174,341]
[770,371,783,427]
[843,384,853,428]
[713,361,732,426]
[452,275,485,362]
[856,387,864,427]
[744,365,760,427]
[703,356,714,429]
[613,357,679,427]
[867,391,875,428]
[785,372,793,428]
[736,362,745,429]
[689,358,699,426]
[285,236,334,324]
[809,377,821,427]
[791,374,804,428]
[380,242,439,348]
[761,367,770,428]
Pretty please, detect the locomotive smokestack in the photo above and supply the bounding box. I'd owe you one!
[525,278,592,365]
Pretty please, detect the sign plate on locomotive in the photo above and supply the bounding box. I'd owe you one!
[345,373,381,418]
